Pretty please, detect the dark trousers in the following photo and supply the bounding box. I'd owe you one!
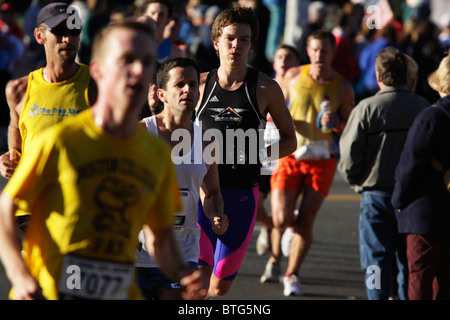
[407,234,450,300]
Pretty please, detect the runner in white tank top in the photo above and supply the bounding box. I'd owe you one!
[135,57,228,300]
[136,116,207,266]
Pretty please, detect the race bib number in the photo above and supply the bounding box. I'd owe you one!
[294,140,330,160]
[58,255,133,300]
[174,189,189,231]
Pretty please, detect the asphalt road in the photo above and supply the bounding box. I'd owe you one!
[0,169,367,301]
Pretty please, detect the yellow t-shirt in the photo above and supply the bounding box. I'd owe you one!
[288,64,343,153]
[4,110,181,300]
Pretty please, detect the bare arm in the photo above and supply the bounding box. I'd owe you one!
[200,159,228,235]
[258,74,297,160]
[0,76,28,178]
[0,193,44,299]
[6,76,27,151]
[143,225,208,299]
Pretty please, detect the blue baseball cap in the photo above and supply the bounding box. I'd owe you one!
[36,2,74,28]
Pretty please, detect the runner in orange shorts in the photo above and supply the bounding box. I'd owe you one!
[260,30,354,297]
[271,155,337,196]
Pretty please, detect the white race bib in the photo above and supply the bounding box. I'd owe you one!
[58,255,133,300]
[294,140,330,160]
[174,189,189,232]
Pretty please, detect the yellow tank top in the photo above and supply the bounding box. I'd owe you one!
[289,64,343,152]
[19,64,91,154]
[15,65,90,217]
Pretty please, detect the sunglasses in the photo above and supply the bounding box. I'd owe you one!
[39,25,81,37]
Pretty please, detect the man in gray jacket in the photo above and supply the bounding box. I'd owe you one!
[338,46,429,300]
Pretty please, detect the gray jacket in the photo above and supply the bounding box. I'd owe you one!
[338,86,429,192]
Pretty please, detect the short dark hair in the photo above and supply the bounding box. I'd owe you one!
[307,30,336,49]
[210,2,259,48]
[375,46,407,86]
[156,57,200,90]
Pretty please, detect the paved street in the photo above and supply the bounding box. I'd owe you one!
[0,170,367,300]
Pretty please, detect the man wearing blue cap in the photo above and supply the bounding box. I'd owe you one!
[0,2,95,242]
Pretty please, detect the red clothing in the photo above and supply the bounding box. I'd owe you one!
[0,20,23,39]
[332,29,359,81]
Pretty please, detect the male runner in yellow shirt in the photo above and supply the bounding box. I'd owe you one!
[0,19,206,300]
[1,2,95,177]
[0,2,96,242]
[268,30,354,296]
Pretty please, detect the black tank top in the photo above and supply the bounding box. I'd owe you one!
[196,67,265,189]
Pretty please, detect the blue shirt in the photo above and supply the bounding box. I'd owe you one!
[358,37,392,91]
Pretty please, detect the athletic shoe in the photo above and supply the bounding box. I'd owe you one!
[281,227,294,257]
[260,261,281,283]
[283,274,303,296]
[256,227,270,256]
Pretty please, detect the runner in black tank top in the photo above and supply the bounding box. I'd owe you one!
[194,4,296,299]
[195,66,266,294]
[195,67,265,189]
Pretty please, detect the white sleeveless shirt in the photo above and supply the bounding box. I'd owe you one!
[136,116,208,267]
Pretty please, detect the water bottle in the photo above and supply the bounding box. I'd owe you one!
[319,96,332,133]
